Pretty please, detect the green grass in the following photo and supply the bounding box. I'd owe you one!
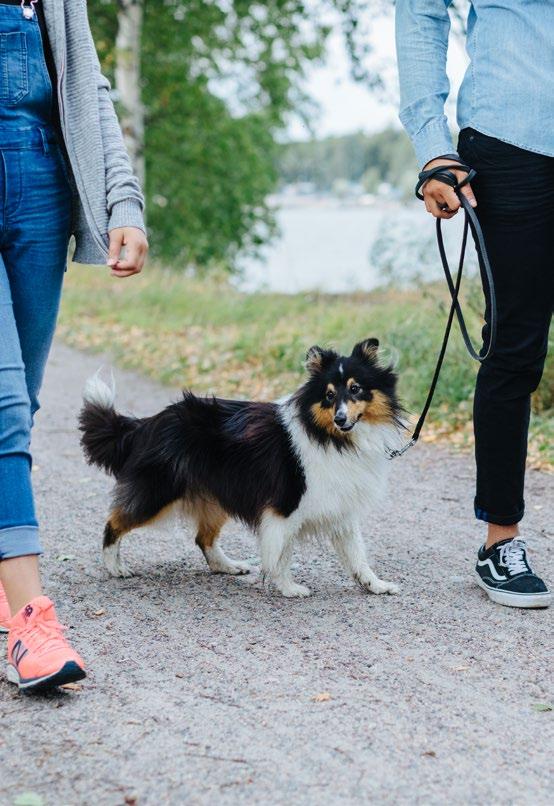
[58,263,553,469]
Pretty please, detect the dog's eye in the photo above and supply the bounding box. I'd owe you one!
[325,389,336,402]
[350,383,361,395]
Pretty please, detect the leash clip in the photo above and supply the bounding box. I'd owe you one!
[386,437,416,460]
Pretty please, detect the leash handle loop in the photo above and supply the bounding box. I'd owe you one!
[415,162,476,200]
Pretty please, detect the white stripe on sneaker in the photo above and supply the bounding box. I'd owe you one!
[477,557,507,581]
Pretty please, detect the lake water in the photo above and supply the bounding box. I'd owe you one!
[238,199,469,294]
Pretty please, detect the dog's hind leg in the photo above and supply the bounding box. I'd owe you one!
[103,509,136,578]
[331,523,399,595]
[259,512,309,597]
[194,500,250,576]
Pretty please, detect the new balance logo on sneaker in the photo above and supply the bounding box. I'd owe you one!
[11,639,29,667]
[476,538,551,609]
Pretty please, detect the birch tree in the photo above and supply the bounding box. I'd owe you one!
[115,0,145,187]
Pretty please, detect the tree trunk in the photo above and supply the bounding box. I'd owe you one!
[115,0,145,189]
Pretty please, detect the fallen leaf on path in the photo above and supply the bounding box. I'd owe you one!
[93,609,106,617]
[312,692,331,702]
[60,683,83,692]
[422,751,436,758]
[532,703,552,712]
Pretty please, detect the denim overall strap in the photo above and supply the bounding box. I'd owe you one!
[0,2,54,129]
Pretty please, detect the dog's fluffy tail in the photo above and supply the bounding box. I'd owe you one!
[79,370,138,477]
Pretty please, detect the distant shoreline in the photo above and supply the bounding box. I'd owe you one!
[268,193,418,211]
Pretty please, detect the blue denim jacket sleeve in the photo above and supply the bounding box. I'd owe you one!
[395,0,458,168]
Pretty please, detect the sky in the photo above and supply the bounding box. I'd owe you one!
[287,12,469,141]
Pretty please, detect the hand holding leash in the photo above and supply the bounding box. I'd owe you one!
[417,158,477,218]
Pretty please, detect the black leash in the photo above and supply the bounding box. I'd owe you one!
[388,162,497,459]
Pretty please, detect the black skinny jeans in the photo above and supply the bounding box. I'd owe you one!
[457,128,553,526]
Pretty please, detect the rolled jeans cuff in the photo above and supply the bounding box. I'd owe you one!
[474,502,525,526]
[0,525,43,560]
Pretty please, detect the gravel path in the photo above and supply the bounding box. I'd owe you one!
[1,341,552,806]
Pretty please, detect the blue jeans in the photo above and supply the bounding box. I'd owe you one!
[0,126,72,559]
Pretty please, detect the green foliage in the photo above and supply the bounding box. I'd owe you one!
[279,129,418,196]
[86,2,470,270]
[89,0,383,270]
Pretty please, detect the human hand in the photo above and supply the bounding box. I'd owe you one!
[107,227,149,278]
[421,158,477,220]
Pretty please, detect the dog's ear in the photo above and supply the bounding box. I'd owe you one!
[351,338,379,362]
[305,345,336,374]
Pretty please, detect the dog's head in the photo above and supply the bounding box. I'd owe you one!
[295,338,401,444]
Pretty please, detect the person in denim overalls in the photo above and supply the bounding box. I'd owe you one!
[0,1,147,691]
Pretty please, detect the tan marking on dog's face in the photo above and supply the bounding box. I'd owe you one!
[310,382,349,435]
[361,390,393,424]
[310,401,337,435]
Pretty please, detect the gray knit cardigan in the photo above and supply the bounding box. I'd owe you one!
[44,0,145,264]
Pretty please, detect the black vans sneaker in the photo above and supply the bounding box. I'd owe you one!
[476,538,551,609]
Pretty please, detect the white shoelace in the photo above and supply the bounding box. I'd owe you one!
[498,539,530,576]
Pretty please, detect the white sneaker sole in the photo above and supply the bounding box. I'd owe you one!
[7,661,86,691]
[6,664,54,689]
[476,577,551,609]
[0,625,8,634]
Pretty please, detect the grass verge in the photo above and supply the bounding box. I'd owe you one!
[58,263,553,471]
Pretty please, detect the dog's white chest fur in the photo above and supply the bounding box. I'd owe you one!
[280,403,392,534]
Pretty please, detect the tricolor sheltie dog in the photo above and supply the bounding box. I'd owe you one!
[79,338,404,597]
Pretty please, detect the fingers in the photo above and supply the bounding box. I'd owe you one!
[423,181,460,219]
[107,229,124,268]
[107,227,148,277]
[110,243,147,275]
[443,187,461,212]
[110,267,140,278]
[433,204,457,220]
[460,182,477,207]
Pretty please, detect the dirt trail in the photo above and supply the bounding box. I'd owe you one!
[1,341,552,805]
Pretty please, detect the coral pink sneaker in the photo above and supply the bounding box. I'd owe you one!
[0,583,10,633]
[7,596,86,692]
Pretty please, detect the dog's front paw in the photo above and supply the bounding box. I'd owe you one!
[210,559,251,576]
[103,545,134,578]
[276,580,312,598]
[355,573,399,595]
[371,579,400,595]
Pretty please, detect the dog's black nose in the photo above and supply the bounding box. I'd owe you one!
[334,411,347,427]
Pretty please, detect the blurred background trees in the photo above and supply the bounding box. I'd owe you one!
[278,129,417,197]
[89,0,399,270]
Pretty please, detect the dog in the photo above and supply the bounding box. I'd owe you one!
[79,338,404,597]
